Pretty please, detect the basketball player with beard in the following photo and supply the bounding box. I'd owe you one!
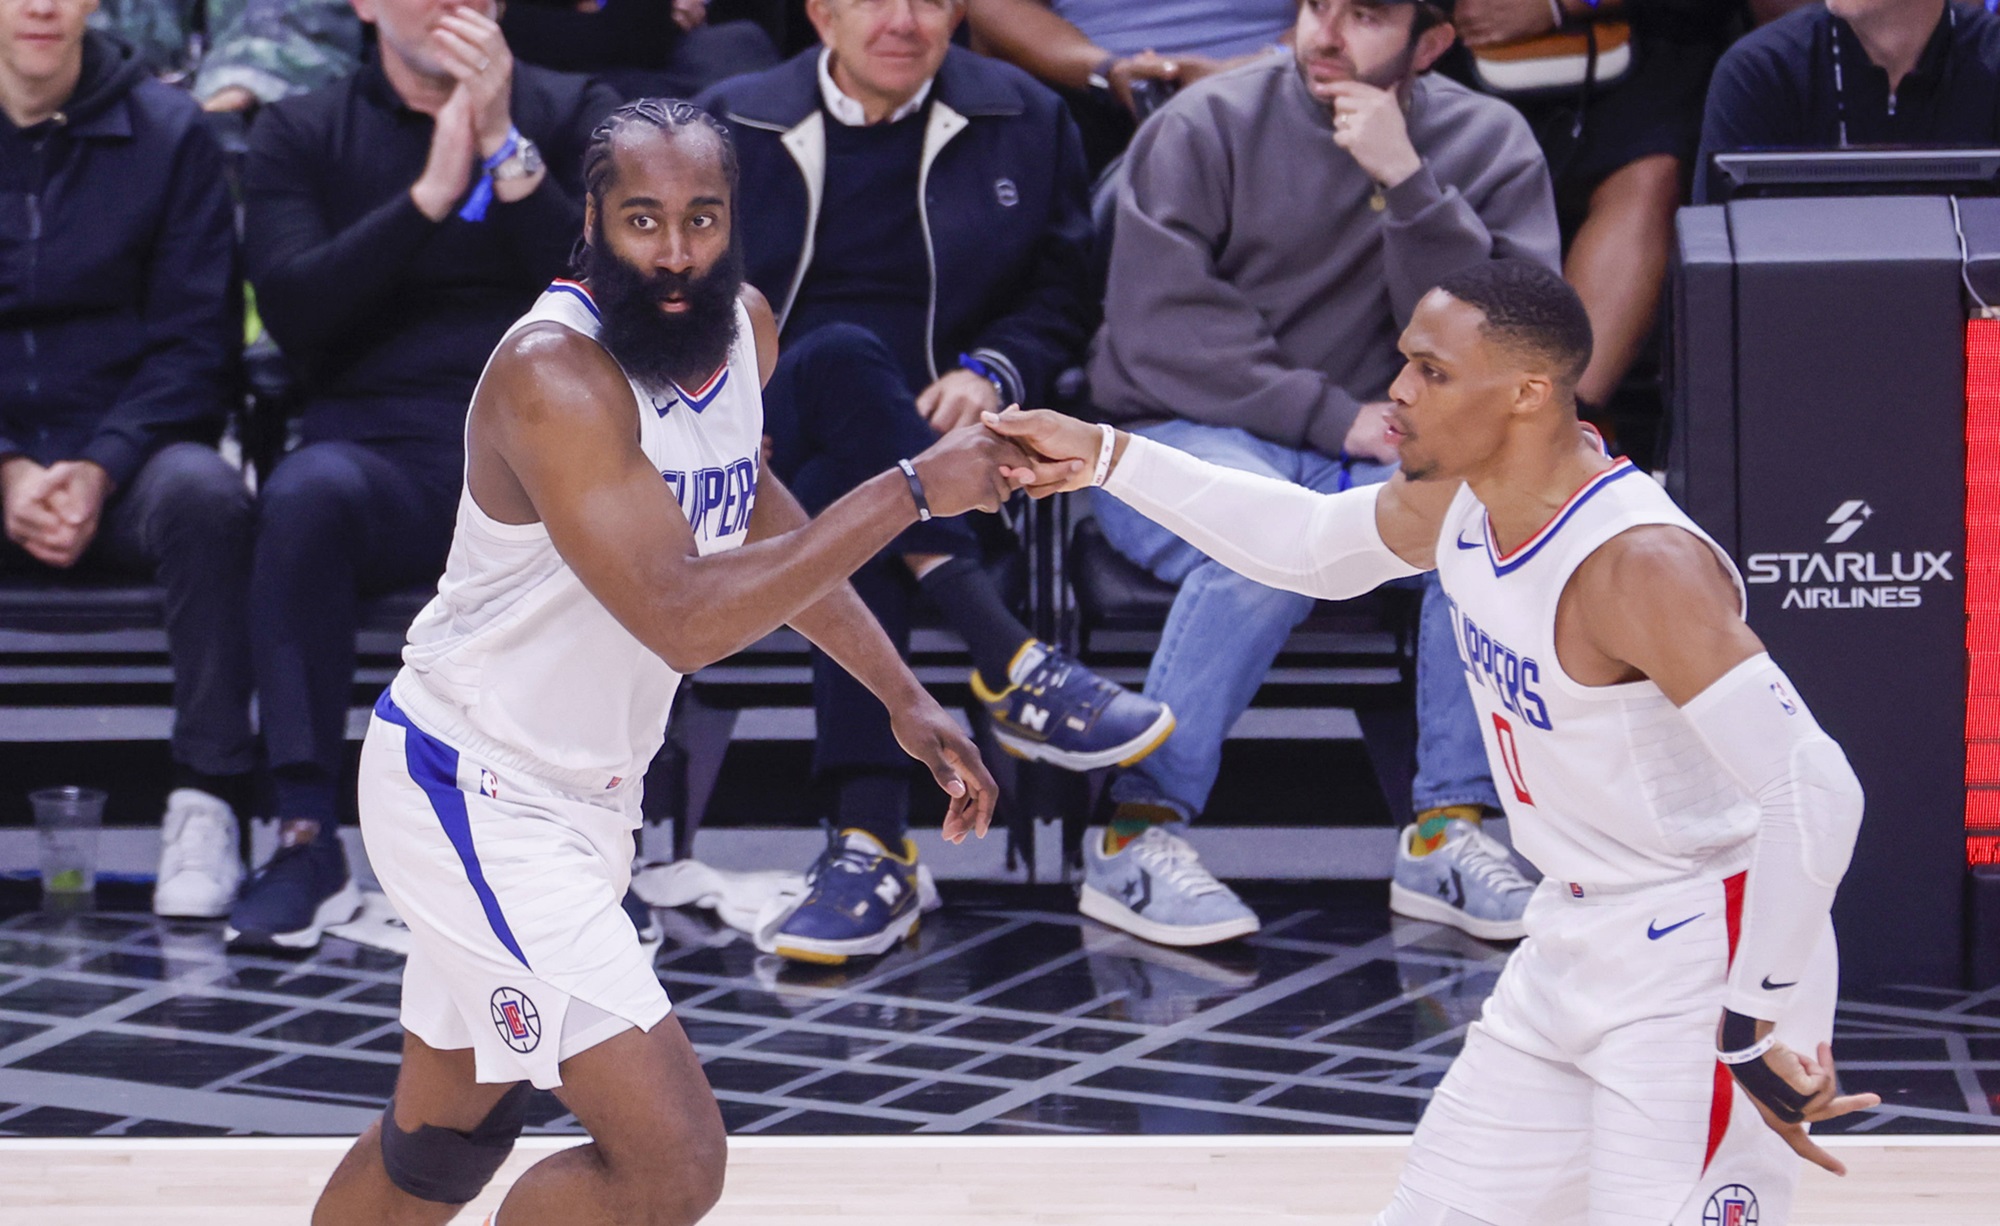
[989,260,1880,1226]
[311,99,1025,1226]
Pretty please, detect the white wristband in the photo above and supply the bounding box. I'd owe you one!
[1717,1034,1778,1066]
[1091,423,1117,488]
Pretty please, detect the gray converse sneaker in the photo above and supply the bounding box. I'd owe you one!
[1388,819,1534,942]
[1079,824,1260,947]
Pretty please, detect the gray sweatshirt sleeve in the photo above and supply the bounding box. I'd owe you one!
[1380,100,1562,326]
[1089,105,1364,457]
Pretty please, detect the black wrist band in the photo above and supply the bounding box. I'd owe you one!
[1719,1009,1813,1124]
[897,458,932,522]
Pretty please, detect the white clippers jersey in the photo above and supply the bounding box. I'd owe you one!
[1431,460,1759,889]
[390,279,763,793]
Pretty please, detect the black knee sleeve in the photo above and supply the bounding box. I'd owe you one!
[379,1082,531,1204]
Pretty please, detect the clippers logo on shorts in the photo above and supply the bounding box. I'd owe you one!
[489,987,542,1053]
[1702,1184,1759,1226]
[1448,595,1553,730]
[662,458,758,541]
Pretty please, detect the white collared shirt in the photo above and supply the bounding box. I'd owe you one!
[816,48,934,126]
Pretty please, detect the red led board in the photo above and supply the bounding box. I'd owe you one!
[1966,318,2000,867]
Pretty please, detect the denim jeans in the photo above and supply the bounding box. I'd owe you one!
[1092,418,1499,822]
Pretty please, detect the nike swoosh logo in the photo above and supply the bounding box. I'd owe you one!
[1761,975,1799,990]
[1455,531,1482,550]
[1646,914,1702,940]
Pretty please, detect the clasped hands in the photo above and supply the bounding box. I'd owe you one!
[0,456,112,569]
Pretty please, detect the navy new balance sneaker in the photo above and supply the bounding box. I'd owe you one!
[225,838,361,951]
[771,829,922,965]
[973,641,1175,771]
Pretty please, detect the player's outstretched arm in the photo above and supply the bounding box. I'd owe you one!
[1571,527,1878,1172]
[467,326,1026,677]
[983,406,1452,593]
[745,475,999,843]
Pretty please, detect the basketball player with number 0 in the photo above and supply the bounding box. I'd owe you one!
[988,259,1880,1226]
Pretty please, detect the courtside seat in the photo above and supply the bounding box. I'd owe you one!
[0,573,434,742]
[0,575,432,646]
[0,575,172,636]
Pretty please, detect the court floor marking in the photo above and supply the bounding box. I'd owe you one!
[4,1132,2000,1153]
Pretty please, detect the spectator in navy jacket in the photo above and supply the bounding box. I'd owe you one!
[697,0,1167,966]
[1,9,256,923]
[235,0,618,950]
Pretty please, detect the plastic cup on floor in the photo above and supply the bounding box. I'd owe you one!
[30,786,107,909]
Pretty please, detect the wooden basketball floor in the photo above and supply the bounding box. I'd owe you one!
[1,1135,1994,1224]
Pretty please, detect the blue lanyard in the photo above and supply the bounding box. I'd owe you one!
[458,127,521,223]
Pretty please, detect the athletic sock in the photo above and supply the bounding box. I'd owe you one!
[1410,804,1485,857]
[917,555,1036,692]
[834,772,911,855]
[1104,801,1181,854]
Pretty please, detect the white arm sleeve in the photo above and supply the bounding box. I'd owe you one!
[1100,434,1425,600]
[1680,653,1864,1021]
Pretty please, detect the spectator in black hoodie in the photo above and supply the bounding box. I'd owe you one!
[234,0,617,951]
[1,4,257,921]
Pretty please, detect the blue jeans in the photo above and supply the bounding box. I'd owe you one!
[1092,419,1499,822]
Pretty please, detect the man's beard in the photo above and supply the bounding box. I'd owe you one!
[1295,39,1419,101]
[584,222,745,393]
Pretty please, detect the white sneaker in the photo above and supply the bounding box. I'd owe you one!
[152,789,243,919]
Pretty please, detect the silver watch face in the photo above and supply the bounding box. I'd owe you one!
[495,137,544,180]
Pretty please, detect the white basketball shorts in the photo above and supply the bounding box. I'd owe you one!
[1380,872,1838,1226]
[358,691,671,1090]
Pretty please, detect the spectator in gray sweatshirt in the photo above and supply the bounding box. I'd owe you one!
[1077,0,1561,949]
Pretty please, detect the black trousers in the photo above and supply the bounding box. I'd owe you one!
[250,438,460,824]
[1,442,257,779]
[762,323,981,781]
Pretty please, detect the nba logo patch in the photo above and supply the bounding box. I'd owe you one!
[605,775,623,790]
[479,768,500,799]
[489,987,542,1054]
[1569,882,1585,898]
[1768,681,1798,716]
[1702,1184,1759,1226]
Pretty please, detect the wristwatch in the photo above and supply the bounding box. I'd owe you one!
[492,136,544,182]
[1086,53,1119,94]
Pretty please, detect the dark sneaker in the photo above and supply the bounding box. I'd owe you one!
[771,829,922,965]
[973,641,1175,772]
[622,888,664,960]
[225,841,361,951]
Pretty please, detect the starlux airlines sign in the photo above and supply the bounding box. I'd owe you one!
[1745,501,1956,610]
